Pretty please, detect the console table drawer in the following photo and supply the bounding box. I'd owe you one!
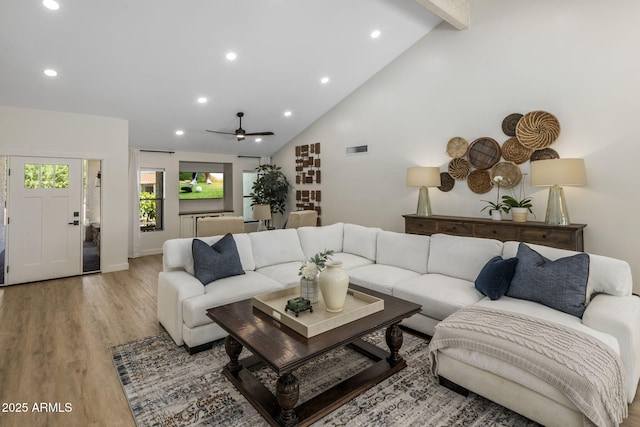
[520,229,575,247]
[405,218,437,234]
[474,224,518,241]
[436,221,473,235]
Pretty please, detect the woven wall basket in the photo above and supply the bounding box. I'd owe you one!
[501,113,523,137]
[448,158,471,180]
[501,137,532,164]
[515,111,561,149]
[468,137,501,170]
[438,172,455,192]
[446,137,469,158]
[530,148,560,161]
[489,162,522,189]
[467,170,492,194]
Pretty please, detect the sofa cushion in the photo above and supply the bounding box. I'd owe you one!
[192,235,245,285]
[475,256,518,300]
[393,274,484,321]
[250,228,305,269]
[256,261,302,288]
[297,222,344,257]
[342,223,381,261]
[165,234,255,274]
[182,271,283,328]
[349,264,421,295]
[503,241,632,300]
[428,234,503,282]
[507,243,589,318]
[332,252,374,271]
[376,231,429,274]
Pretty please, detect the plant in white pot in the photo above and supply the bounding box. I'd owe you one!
[502,174,534,222]
[481,175,509,220]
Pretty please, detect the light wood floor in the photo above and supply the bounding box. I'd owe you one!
[0,254,638,427]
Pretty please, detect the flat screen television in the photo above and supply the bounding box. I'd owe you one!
[179,172,224,200]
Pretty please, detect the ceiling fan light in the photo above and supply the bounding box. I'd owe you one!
[237,135,245,141]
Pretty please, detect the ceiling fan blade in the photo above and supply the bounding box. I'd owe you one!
[245,132,275,136]
[206,130,236,135]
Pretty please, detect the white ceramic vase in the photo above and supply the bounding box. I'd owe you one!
[319,261,349,312]
[511,207,528,223]
[491,210,502,221]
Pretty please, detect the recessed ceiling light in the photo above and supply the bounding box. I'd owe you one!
[284,111,292,117]
[43,69,58,77]
[197,97,207,104]
[175,130,184,136]
[255,138,262,143]
[370,30,381,39]
[225,52,237,61]
[42,0,60,10]
[320,77,330,84]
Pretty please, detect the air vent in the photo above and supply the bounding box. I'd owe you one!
[346,145,368,155]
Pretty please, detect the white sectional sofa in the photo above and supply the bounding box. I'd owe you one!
[158,222,640,427]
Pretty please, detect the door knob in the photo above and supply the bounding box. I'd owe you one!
[68,220,80,225]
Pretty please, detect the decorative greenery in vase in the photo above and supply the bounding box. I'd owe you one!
[299,249,335,280]
[481,176,509,215]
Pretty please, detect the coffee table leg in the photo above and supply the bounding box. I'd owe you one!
[275,372,299,426]
[385,322,404,366]
[224,335,243,373]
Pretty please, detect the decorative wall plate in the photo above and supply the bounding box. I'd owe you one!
[515,111,561,149]
[501,137,532,164]
[489,162,522,189]
[446,137,469,158]
[502,113,523,137]
[467,170,492,194]
[438,172,455,192]
[530,148,560,161]
[448,158,471,180]
[468,137,501,170]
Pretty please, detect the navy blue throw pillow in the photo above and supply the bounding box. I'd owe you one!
[192,234,245,285]
[475,256,519,300]
[507,243,589,318]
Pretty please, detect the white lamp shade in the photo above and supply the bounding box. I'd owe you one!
[252,204,271,220]
[407,167,441,187]
[530,158,586,187]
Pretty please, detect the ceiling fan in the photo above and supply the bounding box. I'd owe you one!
[206,112,275,141]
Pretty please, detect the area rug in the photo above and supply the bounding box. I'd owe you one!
[111,331,540,427]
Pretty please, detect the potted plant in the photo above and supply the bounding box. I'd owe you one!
[250,164,291,228]
[481,176,509,220]
[502,174,534,223]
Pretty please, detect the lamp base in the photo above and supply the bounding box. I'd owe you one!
[545,185,571,225]
[257,220,268,232]
[416,186,432,216]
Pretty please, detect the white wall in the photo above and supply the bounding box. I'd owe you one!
[0,105,129,273]
[273,0,640,292]
[137,150,260,255]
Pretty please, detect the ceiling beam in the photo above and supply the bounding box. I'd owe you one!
[415,0,470,30]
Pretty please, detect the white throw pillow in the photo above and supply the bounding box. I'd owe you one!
[250,228,305,269]
[342,224,381,261]
[428,233,503,282]
[297,222,344,257]
[376,231,430,274]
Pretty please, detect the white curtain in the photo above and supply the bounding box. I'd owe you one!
[128,148,142,258]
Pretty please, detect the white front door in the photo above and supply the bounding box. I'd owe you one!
[6,157,82,285]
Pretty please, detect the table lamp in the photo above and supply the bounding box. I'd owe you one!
[531,158,586,225]
[252,204,271,231]
[406,167,441,216]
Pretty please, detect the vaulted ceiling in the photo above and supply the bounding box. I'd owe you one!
[0,1,470,156]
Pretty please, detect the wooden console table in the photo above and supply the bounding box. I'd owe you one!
[403,214,586,252]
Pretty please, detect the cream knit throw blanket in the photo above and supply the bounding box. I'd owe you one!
[428,306,627,427]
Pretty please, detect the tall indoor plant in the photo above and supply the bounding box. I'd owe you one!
[250,164,291,227]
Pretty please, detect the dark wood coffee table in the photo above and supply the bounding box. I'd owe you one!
[206,284,421,427]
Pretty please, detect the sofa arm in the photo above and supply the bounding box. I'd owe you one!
[157,271,205,346]
[583,294,640,402]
